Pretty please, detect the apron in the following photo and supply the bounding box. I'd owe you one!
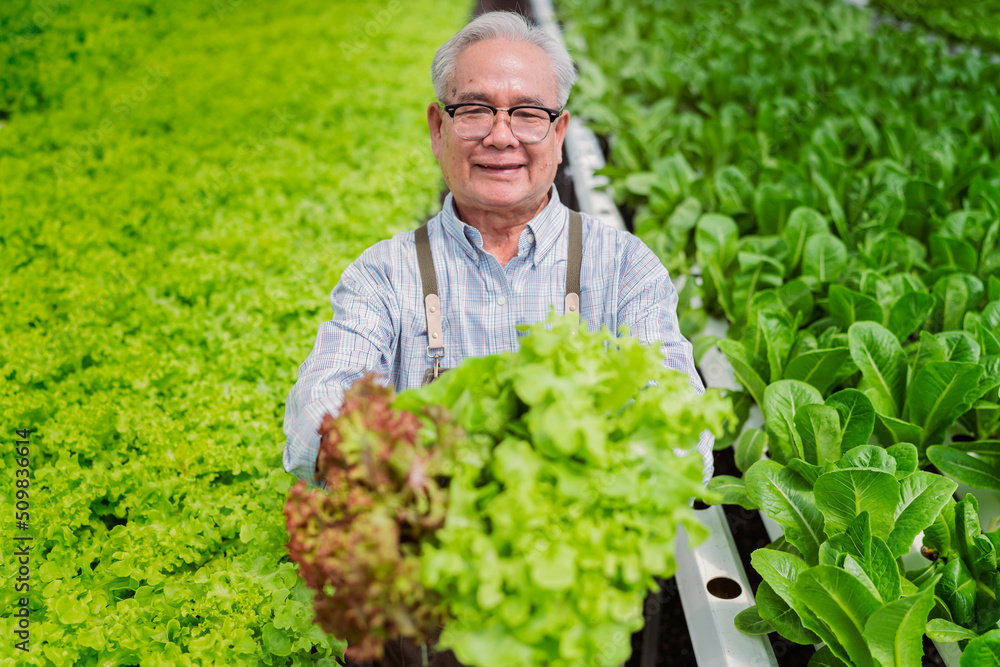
[350,210,584,667]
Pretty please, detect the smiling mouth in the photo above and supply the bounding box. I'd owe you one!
[476,163,524,175]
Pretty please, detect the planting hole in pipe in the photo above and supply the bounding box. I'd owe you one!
[692,500,709,510]
[706,577,742,599]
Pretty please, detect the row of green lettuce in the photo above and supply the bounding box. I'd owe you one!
[870,0,1000,53]
[0,0,470,664]
[558,0,1000,663]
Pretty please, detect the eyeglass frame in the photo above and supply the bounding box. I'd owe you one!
[439,102,564,144]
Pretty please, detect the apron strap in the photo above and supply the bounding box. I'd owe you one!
[565,210,583,333]
[415,224,445,379]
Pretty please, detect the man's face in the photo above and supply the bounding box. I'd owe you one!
[428,39,569,223]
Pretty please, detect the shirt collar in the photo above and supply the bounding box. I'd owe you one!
[439,186,568,267]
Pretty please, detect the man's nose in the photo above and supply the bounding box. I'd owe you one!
[482,110,519,148]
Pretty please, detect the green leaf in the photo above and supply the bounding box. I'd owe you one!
[755,183,801,235]
[718,339,768,406]
[668,196,703,233]
[745,460,825,564]
[939,557,977,626]
[948,440,1000,455]
[624,171,659,196]
[821,510,871,566]
[813,170,849,243]
[784,207,829,273]
[55,595,90,624]
[887,291,935,342]
[887,472,957,558]
[868,231,912,273]
[826,389,876,451]
[735,428,769,473]
[763,380,824,463]
[923,500,956,559]
[808,646,850,667]
[955,493,983,563]
[695,213,740,269]
[906,361,985,449]
[715,166,753,214]
[913,330,948,376]
[788,458,824,488]
[873,413,923,447]
[836,445,896,473]
[755,580,820,644]
[925,617,978,643]
[779,278,815,322]
[842,553,883,601]
[706,475,759,509]
[528,544,578,591]
[930,234,978,274]
[866,535,902,604]
[960,628,1000,666]
[785,347,852,395]
[803,235,848,284]
[933,273,984,333]
[885,443,919,477]
[796,565,881,667]
[750,548,823,642]
[861,581,937,667]
[939,331,982,364]
[828,285,885,330]
[734,605,774,635]
[849,322,907,418]
[927,446,1000,491]
[758,309,794,383]
[263,622,293,656]
[795,404,843,466]
[814,468,899,538]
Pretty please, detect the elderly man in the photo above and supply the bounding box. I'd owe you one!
[283,10,712,664]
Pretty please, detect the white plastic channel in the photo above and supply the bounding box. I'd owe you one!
[676,506,779,667]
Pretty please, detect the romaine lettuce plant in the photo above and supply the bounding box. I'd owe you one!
[918,493,1000,645]
[730,443,956,666]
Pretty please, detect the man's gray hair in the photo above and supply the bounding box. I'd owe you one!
[431,11,577,108]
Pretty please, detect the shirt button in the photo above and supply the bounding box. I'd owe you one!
[526,233,535,243]
[497,296,506,306]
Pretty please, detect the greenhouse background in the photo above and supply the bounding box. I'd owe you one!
[2,0,1000,665]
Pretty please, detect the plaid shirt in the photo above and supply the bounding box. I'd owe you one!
[282,187,714,486]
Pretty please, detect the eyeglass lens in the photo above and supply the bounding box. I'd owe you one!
[453,106,552,143]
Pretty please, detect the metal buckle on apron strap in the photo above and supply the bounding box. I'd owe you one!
[425,344,446,384]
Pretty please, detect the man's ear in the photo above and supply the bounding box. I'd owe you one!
[428,103,444,158]
[553,109,570,165]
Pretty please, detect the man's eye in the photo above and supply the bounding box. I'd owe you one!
[456,107,492,118]
[512,110,548,123]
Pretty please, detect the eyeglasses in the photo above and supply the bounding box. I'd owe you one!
[441,102,562,143]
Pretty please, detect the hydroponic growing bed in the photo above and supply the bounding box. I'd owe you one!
[0,0,471,664]
[554,0,1000,664]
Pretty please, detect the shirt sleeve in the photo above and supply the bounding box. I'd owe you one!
[282,246,399,487]
[616,236,716,483]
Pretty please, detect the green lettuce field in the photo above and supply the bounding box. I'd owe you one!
[0,0,470,664]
